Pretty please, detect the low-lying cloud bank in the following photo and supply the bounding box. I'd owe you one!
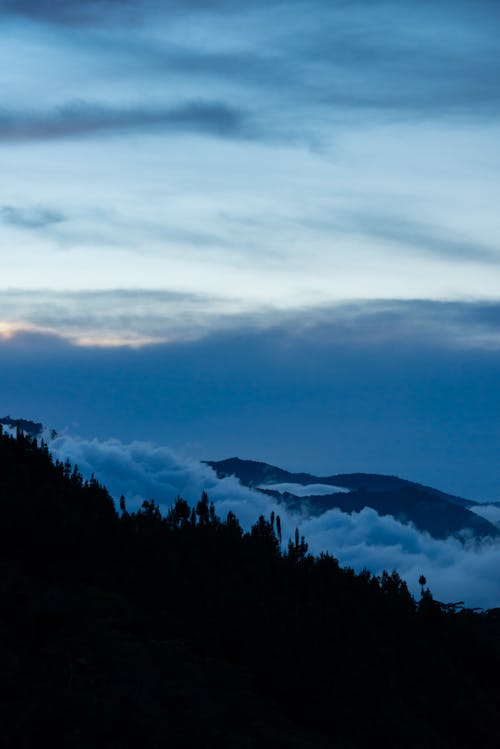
[259,482,351,496]
[470,503,500,528]
[50,433,273,529]
[50,433,500,610]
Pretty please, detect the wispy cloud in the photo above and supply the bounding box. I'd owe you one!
[0,288,266,345]
[5,1,500,123]
[0,101,253,142]
[2,292,500,348]
[2,0,251,27]
[0,204,66,229]
[335,212,500,265]
[2,0,139,26]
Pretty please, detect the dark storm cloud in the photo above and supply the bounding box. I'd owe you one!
[0,101,252,142]
[0,204,66,229]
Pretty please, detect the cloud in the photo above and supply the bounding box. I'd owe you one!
[293,2,500,120]
[49,433,279,530]
[0,288,266,345]
[301,506,500,609]
[333,213,500,265]
[48,431,500,609]
[2,0,139,26]
[2,0,247,26]
[470,504,500,528]
[260,483,351,497]
[286,299,500,350]
[0,203,233,254]
[0,101,253,143]
[2,292,500,348]
[0,204,66,229]
[5,1,500,123]
[135,44,289,90]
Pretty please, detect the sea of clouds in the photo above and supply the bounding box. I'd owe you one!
[49,433,500,610]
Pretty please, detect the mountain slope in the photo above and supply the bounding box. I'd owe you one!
[2,429,500,747]
[206,457,498,541]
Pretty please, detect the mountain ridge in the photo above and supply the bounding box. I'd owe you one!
[205,457,497,541]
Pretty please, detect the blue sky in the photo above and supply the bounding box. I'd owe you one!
[1,0,499,499]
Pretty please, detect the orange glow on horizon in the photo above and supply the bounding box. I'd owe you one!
[0,321,38,340]
[0,320,167,348]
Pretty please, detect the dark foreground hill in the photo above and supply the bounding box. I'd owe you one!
[207,457,498,541]
[1,428,500,748]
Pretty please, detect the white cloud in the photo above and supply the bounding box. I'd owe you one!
[259,482,350,496]
[470,503,500,528]
[50,433,278,528]
[302,508,500,609]
[50,432,500,610]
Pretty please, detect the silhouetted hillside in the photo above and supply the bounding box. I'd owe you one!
[1,429,500,748]
[207,457,497,540]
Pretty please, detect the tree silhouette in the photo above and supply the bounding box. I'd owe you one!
[419,574,427,596]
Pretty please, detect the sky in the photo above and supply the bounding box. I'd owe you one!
[1,1,500,502]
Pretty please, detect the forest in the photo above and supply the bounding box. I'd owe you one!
[1,425,499,748]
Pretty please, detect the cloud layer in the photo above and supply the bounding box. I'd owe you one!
[2,292,500,347]
[49,432,500,609]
